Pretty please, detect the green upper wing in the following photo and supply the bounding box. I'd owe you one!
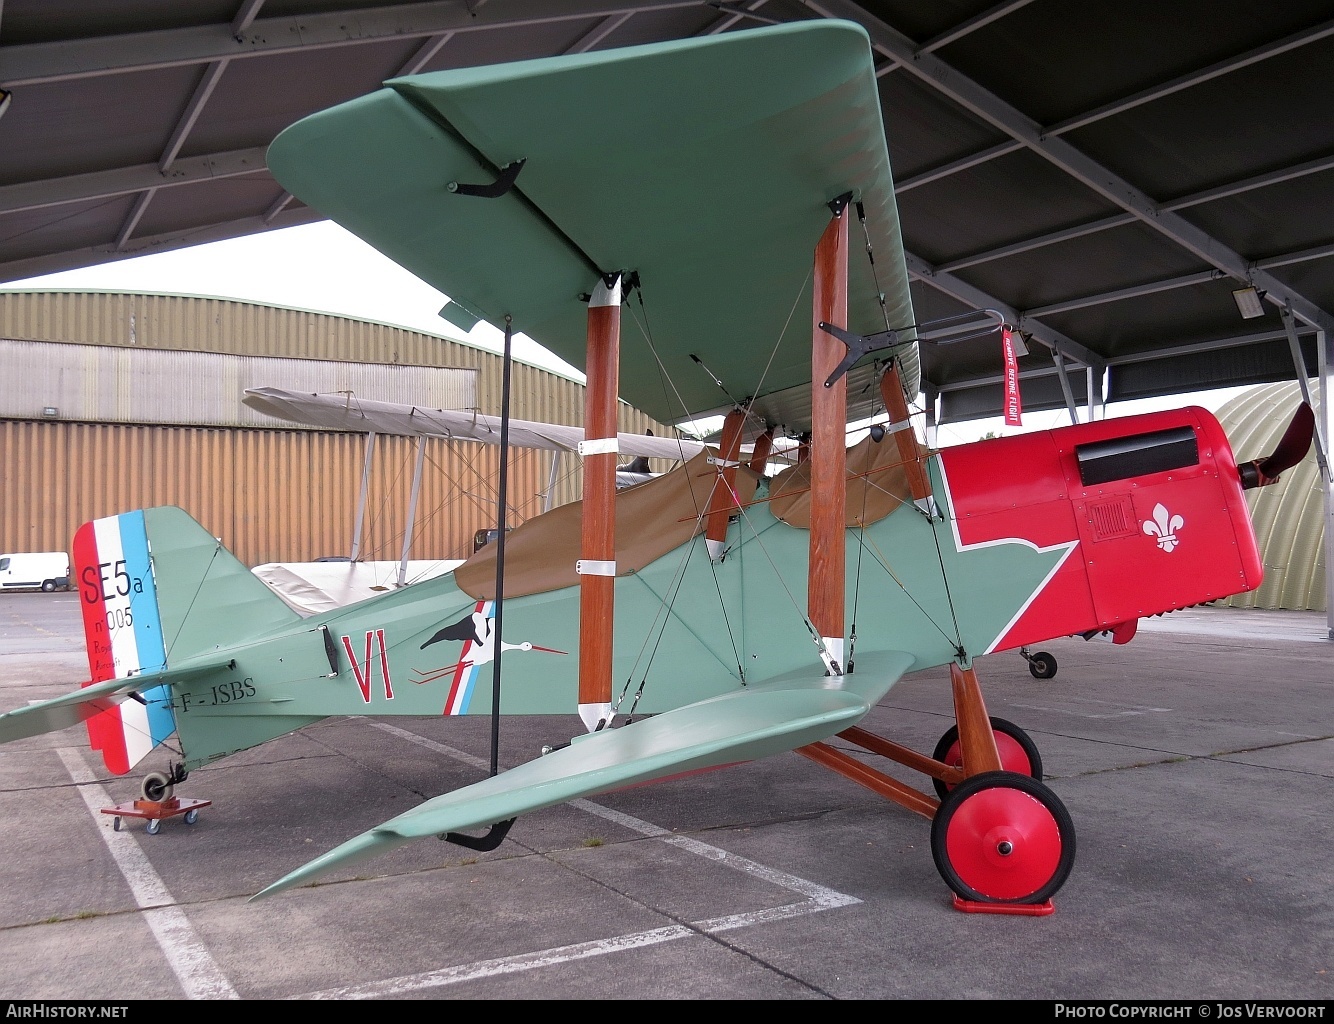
[266,20,916,431]
[252,650,916,898]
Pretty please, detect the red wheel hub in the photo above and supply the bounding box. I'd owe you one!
[943,732,1032,779]
[944,785,1063,900]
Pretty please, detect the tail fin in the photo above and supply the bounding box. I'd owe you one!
[71,507,302,774]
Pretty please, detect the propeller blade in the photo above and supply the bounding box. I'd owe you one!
[1240,402,1315,489]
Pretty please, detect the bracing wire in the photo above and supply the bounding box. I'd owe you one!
[625,292,745,684]
[855,200,895,336]
[859,529,958,649]
[852,200,966,658]
[846,425,878,674]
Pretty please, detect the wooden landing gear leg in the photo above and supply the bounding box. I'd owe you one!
[798,661,1074,915]
[931,663,1074,915]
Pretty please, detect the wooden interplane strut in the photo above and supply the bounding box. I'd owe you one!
[749,426,775,475]
[879,363,932,505]
[705,408,747,560]
[577,275,621,731]
[809,203,850,673]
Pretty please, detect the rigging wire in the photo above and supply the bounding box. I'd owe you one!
[851,199,965,658]
[625,291,745,685]
[615,537,706,718]
[845,420,878,674]
[924,481,966,658]
[855,200,895,336]
[859,529,958,649]
[623,260,833,682]
[632,269,832,664]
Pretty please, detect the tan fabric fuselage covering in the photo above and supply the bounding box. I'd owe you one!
[455,451,757,600]
[456,434,924,600]
[767,433,924,529]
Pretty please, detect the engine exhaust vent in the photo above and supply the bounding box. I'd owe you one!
[1076,427,1198,487]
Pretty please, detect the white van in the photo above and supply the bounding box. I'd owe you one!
[0,551,71,592]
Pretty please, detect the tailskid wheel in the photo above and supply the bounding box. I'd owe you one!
[931,770,1075,905]
[141,771,174,803]
[931,716,1043,802]
[1023,649,1057,679]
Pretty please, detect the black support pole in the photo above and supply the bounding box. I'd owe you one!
[489,316,514,778]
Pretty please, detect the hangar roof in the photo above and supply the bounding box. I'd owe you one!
[2,1,1331,426]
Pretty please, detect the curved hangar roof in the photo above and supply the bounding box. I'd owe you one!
[1,1,1332,428]
[1216,381,1327,612]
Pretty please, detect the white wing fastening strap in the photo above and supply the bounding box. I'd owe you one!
[576,559,616,576]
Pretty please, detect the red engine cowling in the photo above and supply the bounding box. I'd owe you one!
[936,407,1263,654]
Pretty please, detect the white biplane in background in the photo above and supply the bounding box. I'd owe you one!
[242,385,710,613]
[0,20,1312,913]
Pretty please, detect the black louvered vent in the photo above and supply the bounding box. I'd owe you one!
[1087,497,1137,540]
[1076,427,1198,486]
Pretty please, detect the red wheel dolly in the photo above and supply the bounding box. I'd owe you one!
[101,796,211,835]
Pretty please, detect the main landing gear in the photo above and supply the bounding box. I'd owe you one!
[930,716,1043,800]
[797,663,1075,914]
[931,770,1074,908]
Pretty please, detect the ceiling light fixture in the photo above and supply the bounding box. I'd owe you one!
[1232,286,1266,320]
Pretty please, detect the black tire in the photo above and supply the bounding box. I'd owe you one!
[41,581,55,593]
[141,771,173,803]
[1028,651,1057,679]
[931,770,1075,904]
[931,716,1043,801]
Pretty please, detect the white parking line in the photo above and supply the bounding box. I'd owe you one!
[306,722,862,1000]
[56,746,239,1000]
[55,722,859,1001]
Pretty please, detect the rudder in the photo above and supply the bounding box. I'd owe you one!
[74,510,175,774]
[72,507,303,775]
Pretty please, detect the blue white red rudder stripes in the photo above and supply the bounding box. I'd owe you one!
[72,511,176,775]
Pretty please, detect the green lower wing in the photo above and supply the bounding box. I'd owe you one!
[253,650,915,899]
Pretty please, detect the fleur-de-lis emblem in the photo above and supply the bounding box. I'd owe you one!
[1142,503,1184,552]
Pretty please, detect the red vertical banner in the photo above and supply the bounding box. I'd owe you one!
[1002,325,1023,426]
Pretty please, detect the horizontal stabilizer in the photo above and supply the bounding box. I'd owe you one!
[0,662,223,745]
[253,650,915,899]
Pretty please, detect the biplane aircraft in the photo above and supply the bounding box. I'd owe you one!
[242,387,713,612]
[0,20,1314,913]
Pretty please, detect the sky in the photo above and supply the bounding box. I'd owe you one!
[5,219,1249,447]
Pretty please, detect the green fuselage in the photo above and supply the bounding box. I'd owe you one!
[170,461,1065,770]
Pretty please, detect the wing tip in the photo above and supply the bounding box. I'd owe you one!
[250,828,411,901]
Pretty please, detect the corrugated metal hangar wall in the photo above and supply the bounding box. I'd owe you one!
[1216,381,1327,613]
[0,290,680,568]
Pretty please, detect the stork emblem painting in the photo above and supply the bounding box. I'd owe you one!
[415,602,566,715]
